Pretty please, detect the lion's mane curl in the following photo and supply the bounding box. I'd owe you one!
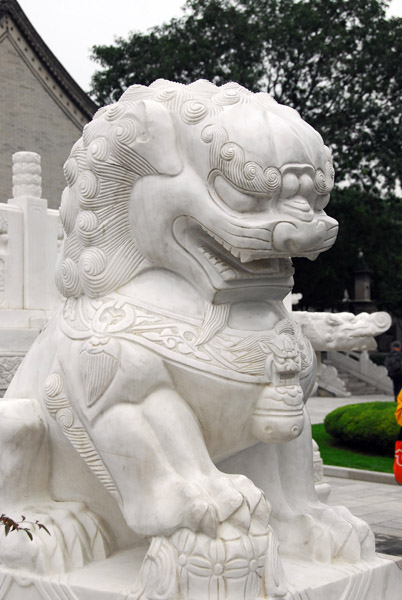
[56,80,298,299]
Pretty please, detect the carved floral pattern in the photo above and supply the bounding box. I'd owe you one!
[174,529,267,600]
[0,355,23,388]
[61,296,314,386]
[128,490,291,600]
[131,525,281,600]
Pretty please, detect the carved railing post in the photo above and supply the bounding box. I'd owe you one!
[0,200,23,310]
[9,152,47,309]
[8,152,60,310]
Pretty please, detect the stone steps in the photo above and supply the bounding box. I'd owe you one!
[323,361,380,396]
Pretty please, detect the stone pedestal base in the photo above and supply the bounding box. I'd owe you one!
[0,546,401,600]
[284,554,402,599]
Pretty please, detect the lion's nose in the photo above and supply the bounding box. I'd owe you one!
[271,219,329,254]
[281,196,315,222]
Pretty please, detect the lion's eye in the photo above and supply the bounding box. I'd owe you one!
[213,175,264,213]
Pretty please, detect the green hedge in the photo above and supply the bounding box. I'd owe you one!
[324,402,399,456]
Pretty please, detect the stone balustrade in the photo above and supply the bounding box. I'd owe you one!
[326,349,393,395]
[0,152,62,393]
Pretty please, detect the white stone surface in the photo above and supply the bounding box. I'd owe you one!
[293,310,392,351]
[7,152,62,311]
[0,548,400,599]
[327,349,393,394]
[0,204,23,309]
[0,152,63,393]
[291,307,392,396]
[0,80,398,599]
[316,362,351,397]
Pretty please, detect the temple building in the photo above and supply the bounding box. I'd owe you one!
[0,0,97,208]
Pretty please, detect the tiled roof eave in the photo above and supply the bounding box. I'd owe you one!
[0,0,98,118]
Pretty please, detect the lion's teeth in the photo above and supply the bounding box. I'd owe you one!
[239,250,255,263]
[222,268,238,279]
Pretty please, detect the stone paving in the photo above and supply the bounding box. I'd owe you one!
[327,476,402,556]
[307,393,402,556]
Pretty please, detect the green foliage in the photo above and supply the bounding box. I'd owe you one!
[311,424,394,473]
[293,189,402,315]
[323,402,399,455]
[89,0,402,311]
[90,0,402,196]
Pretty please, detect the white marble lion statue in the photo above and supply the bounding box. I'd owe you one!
[0,80,375,599]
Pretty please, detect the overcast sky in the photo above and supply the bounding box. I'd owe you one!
[18,0,402,94]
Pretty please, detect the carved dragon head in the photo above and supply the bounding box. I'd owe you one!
[56,80,338,303]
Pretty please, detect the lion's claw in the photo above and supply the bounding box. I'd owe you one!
[272,502,376,563]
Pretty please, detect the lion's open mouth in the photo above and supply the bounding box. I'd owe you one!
[197,237,293,282]
[176,218,295,283]
[173,207,337,292]
[200,223,270,265]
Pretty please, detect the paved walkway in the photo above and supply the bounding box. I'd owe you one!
[307,393,402,556]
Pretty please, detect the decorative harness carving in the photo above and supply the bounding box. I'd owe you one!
[60,294,314,386]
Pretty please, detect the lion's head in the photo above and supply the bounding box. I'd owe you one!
[56,80,337,303]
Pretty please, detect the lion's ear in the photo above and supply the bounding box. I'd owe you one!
[127,100,183,176]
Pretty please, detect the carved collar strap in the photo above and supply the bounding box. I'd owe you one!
[61,295,314,385]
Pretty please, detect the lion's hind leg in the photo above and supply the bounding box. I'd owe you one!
[0,395,114,574]
[0,397,49,507]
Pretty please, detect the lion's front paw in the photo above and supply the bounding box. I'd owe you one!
[147,472,269,540]
[198,471,270,536]
[0,501,113,574]
[137,476,221,539]
[273,503,375,563]
[328,504,376,562]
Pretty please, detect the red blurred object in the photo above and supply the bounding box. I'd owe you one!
[393,440,402,484]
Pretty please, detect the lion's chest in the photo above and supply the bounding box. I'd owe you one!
[60,295,313,382]
[59,294,314,459]
[166,361,263,460]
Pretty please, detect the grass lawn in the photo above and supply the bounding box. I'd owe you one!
[312,423,394,474]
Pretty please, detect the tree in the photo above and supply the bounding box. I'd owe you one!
[293,190,402,317]
[90,0,402,312]
[91,0,402,195]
